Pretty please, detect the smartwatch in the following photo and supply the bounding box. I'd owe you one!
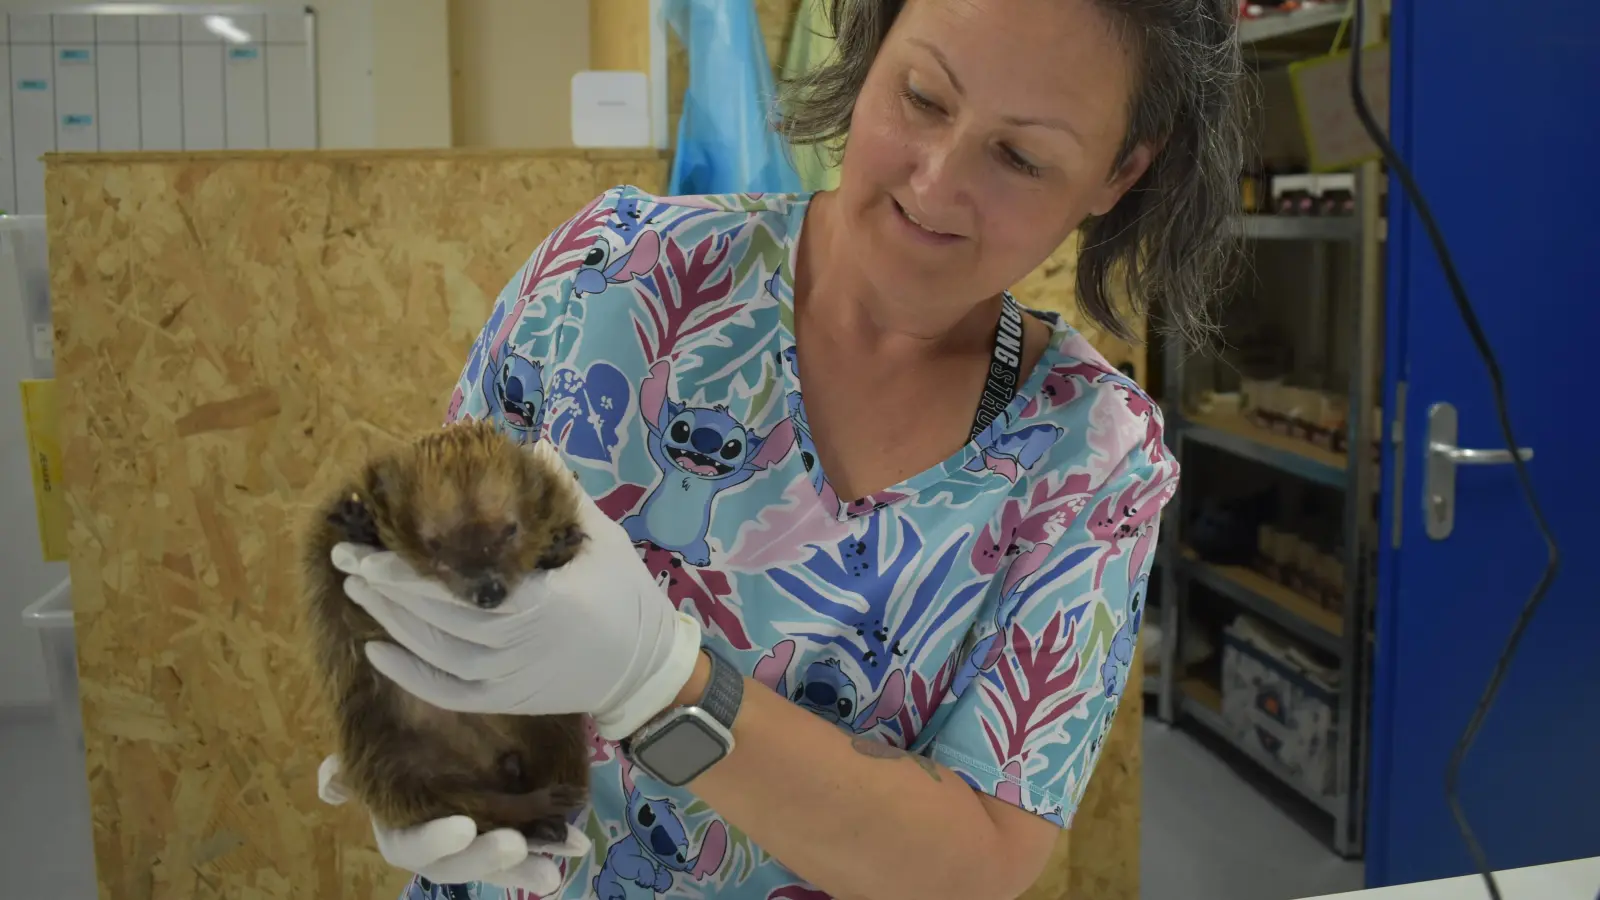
[623,648,742,787]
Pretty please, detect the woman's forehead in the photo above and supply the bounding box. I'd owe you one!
[888,0,1137,138]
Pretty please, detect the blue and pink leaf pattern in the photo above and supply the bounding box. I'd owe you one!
[423,184,1178,899]
[761,515,976,741]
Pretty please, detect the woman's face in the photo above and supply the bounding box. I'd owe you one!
[835,0,1152,321]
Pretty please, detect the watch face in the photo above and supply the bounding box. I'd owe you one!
[634,714,727,786]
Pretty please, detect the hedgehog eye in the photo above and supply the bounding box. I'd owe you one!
[670,420,691,443]
[719,438,743,461]
[425,538,443,555]
[500,522,518,543]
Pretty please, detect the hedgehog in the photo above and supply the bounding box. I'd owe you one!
[302,419,590,841]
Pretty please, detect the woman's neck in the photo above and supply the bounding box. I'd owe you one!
[795,191,1000,364]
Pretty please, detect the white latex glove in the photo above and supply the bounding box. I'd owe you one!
[316,754,588,893]
[331,482,703,741]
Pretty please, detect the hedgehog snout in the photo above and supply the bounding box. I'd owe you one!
[473,577,508,609]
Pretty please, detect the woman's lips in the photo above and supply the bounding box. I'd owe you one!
[891,198,963,245]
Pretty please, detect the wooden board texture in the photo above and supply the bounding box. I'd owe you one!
[45,148,669,900]
[46,147,1141,899]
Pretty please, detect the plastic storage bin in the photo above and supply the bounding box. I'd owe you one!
[1220,614,1339,797]
[1,214,54,380]
[22,579,85,756]
[20,577,98,889]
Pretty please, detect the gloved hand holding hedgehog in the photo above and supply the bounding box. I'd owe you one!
[301,419,703,865]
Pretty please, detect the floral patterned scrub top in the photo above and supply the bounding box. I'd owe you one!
[403,184,1178,900]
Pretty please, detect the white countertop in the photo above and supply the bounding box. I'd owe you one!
[1302,857,1600,899]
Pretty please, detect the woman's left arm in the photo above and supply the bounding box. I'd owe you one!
[669,652,1060,900]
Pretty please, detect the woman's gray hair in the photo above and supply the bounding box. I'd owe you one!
[774,0,1247,349]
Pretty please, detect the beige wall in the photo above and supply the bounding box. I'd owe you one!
[372,0,453,148]
[449,0,591,149]
[588,0,648,70]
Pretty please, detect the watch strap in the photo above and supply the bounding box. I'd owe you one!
[697,648,743,730]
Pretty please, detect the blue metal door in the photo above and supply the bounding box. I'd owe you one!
[1369,0,1600,887]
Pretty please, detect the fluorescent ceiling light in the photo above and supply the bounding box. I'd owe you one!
[203,15,252,44]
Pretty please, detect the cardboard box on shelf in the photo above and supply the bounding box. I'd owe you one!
[1221,614,1340,798]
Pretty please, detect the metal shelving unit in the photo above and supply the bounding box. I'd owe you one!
[1178,680,1343,816]
[1181,410,1347,488]
[1232,214,1361,242]
[1180,548,1343,654]
[1152,5,1385,860]
[1239,3,1351,46]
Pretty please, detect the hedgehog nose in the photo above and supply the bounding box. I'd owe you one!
[474,579,507,609]
[690,428,721,454]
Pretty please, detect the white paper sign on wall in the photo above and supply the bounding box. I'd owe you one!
[570,70,651,148]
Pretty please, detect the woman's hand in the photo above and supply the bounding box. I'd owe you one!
[331,488,702,740]
[316,755,587,893]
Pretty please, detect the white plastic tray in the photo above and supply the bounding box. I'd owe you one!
[21,579,84,755]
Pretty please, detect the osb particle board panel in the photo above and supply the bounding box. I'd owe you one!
[45,145,1139,900]
[45,148,669,900]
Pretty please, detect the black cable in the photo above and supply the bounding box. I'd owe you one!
[1347,2,1561,898]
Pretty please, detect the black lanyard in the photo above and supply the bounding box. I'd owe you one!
[970,293,1024,440]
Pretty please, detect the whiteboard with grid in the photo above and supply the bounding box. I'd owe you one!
[2,5,318,215]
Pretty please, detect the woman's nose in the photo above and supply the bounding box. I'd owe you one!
[907,136,966,219]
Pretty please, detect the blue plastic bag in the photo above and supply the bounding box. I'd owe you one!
[663,0,803,195]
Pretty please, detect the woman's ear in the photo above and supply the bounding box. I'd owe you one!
[1088,141,1157,217]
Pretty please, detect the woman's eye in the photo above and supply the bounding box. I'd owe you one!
[899,87,937,113]
[1002,146,1043,178]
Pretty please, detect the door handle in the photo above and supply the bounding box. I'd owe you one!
[1424,401,1534,540]
[1427,444,1535,466]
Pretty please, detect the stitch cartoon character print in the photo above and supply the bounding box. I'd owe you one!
[413,185,1178,899]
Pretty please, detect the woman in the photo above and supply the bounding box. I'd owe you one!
[318,0,1244,897]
